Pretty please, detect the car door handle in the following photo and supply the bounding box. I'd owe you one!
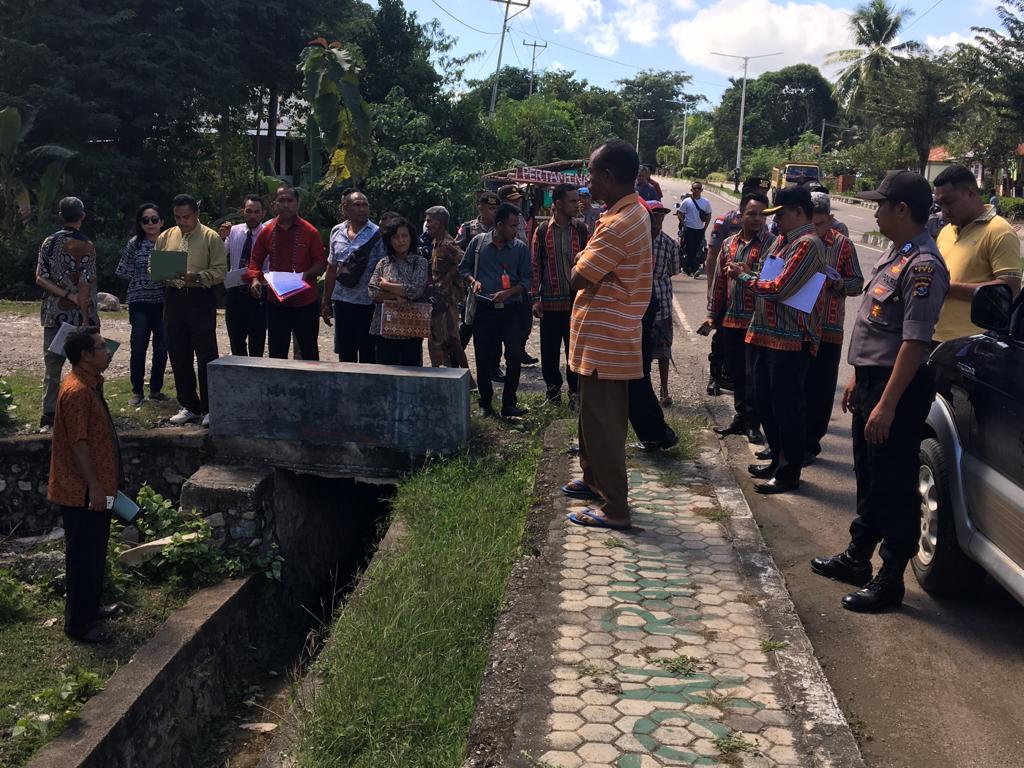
[956,362,976,376]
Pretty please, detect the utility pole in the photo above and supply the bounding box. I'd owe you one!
[488,0,531,118]
[635,117,654,155]
[680,110,688,166]
[523,40,547,96]
[710,51,781,174]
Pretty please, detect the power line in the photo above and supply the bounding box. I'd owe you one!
[903,0,946,30]
[430,0,500,35]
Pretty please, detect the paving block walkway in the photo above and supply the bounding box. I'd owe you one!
[523,448,861,768]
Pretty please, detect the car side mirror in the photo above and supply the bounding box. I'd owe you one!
[971,283,1012,333]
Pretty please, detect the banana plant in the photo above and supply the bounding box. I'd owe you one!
[299,40,372,190]
[0,106,75,231]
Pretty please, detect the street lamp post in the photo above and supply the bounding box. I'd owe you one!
[710,51,782,174]
[680,110,688,166]
[635,117,654,156]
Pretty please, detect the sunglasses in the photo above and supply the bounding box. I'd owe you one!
[141,216,161,225]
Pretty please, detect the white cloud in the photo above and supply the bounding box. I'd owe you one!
[531,0,604,33]
[925,31,975,51]
[584,24,622,55]
[610,0,659,45]
[668,0,855,77]
[549,59,569,71]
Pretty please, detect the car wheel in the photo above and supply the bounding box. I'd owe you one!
[912,438,986,596]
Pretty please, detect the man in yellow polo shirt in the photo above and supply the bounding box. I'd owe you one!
[932,165,1022,342]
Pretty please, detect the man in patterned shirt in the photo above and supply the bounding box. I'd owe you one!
[725,186,825,495]
[701,191,772,445]
[702,177,771,397]
[35,197,99,429]
[647,199,680,406]
[805,191,864,461]
[425,205,471,375]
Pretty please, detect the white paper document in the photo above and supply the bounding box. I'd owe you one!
[224,268,248,289]
[264,271,308,300]
[756,256,826,314]
[46,321,75,357]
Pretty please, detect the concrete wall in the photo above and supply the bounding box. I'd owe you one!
[207,357,471,479]
[0,429,207,535]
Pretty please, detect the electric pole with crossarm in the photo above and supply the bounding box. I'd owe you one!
[523,39,547,96]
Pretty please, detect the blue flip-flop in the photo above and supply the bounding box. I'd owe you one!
[561,480,601,500]
[567,508,631,531]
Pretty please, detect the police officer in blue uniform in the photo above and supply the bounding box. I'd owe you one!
[811,171,950,612]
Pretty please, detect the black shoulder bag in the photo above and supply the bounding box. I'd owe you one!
[337,230,382,288]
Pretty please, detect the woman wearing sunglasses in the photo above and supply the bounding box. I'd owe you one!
[115,203,170,406]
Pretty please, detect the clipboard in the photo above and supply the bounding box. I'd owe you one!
[150,250,187,281]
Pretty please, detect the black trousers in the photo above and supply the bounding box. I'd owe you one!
[472,302,522,410]
[804,340,843,455]
[376,336,424,366]
[540,309,577,397]
[164,288,218,414]
[753,345,811,483]
[849,365,934,565]
[224,287,266,357]
[682,227,705,274]
[720,326,758,429]
[520,299,534,352]
[62,505,111,638]
[629,297,670,442]
[128,301,167,395]
[267,300,320,360]
[333,300,376,363]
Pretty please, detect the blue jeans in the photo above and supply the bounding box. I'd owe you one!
[128,302,167,395]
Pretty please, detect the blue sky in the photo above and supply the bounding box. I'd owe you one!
[400,0,1000,104]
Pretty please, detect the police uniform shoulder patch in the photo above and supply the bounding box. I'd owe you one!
[913,276,932,297]
[911,263,935,275]
[900,242,914,254]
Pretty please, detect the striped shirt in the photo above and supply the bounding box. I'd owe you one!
[569,195,653,380]
[707,227,772,329]
[741,224,826,354]
[820,229,864,345]
[651,231,680,321]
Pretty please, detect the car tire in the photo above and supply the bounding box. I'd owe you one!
[912,438,986,596]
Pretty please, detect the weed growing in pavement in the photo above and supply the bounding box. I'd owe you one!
[714,732,759,760]
[698,691,731,710]
[602,537,633,550]
[696,506,730,524]
[760,638,790,652]
[520,752,560,768]
[572,660,604,678]
[656,654,703,677]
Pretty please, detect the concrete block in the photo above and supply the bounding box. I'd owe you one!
[206,357,471,478]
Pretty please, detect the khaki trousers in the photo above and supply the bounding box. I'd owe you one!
[578,372,630,519]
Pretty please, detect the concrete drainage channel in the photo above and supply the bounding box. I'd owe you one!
[27,469,394,768]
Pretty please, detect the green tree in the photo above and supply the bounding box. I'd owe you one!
[712,65,836,167]
[826,0,921,111]
[615,70,697,166]
[685,129,723,178]
[492,95,587,166]
[0,107,75,232]
[864,55,957,174]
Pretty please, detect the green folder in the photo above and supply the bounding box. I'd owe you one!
[150,250,187,281]
[105,339,120,358]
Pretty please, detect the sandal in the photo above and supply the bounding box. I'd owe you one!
[560,480,600,500]
[567,508,631,530]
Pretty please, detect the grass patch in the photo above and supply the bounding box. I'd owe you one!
[641,414,705,487]
[695,506,730,524]
[0,369,180,434]
[655,654,703,677]
[0,565,179,767]
[0,300,39,317]
[760,638,789,653]
[698,691,731,711]
[297,394,561,768]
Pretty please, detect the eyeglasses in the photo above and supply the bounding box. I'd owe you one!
[141,216,161,225]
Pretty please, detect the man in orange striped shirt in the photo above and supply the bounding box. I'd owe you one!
[564,140,653,530]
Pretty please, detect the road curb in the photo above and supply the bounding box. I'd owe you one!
[700,440,867,767]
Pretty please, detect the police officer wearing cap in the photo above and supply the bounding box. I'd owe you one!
[811,171,949,613]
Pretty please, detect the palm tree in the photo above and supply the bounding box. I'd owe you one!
[827,0,921,111]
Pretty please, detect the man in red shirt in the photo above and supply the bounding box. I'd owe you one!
[247,187,327,360]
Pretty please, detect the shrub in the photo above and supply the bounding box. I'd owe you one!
[996,196,1024,219]
[0,570,29,622]
[0,378,14,423]
[11,668,104,740]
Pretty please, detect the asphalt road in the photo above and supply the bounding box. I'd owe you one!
[658,176,1024,768]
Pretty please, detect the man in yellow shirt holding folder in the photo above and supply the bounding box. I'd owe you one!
[154,193,226,427]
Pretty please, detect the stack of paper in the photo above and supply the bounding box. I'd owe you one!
[264,271,309,300]
[757,257,826,314]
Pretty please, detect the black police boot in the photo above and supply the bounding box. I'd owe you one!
[842,562,906,613]
[810,546,872,587]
